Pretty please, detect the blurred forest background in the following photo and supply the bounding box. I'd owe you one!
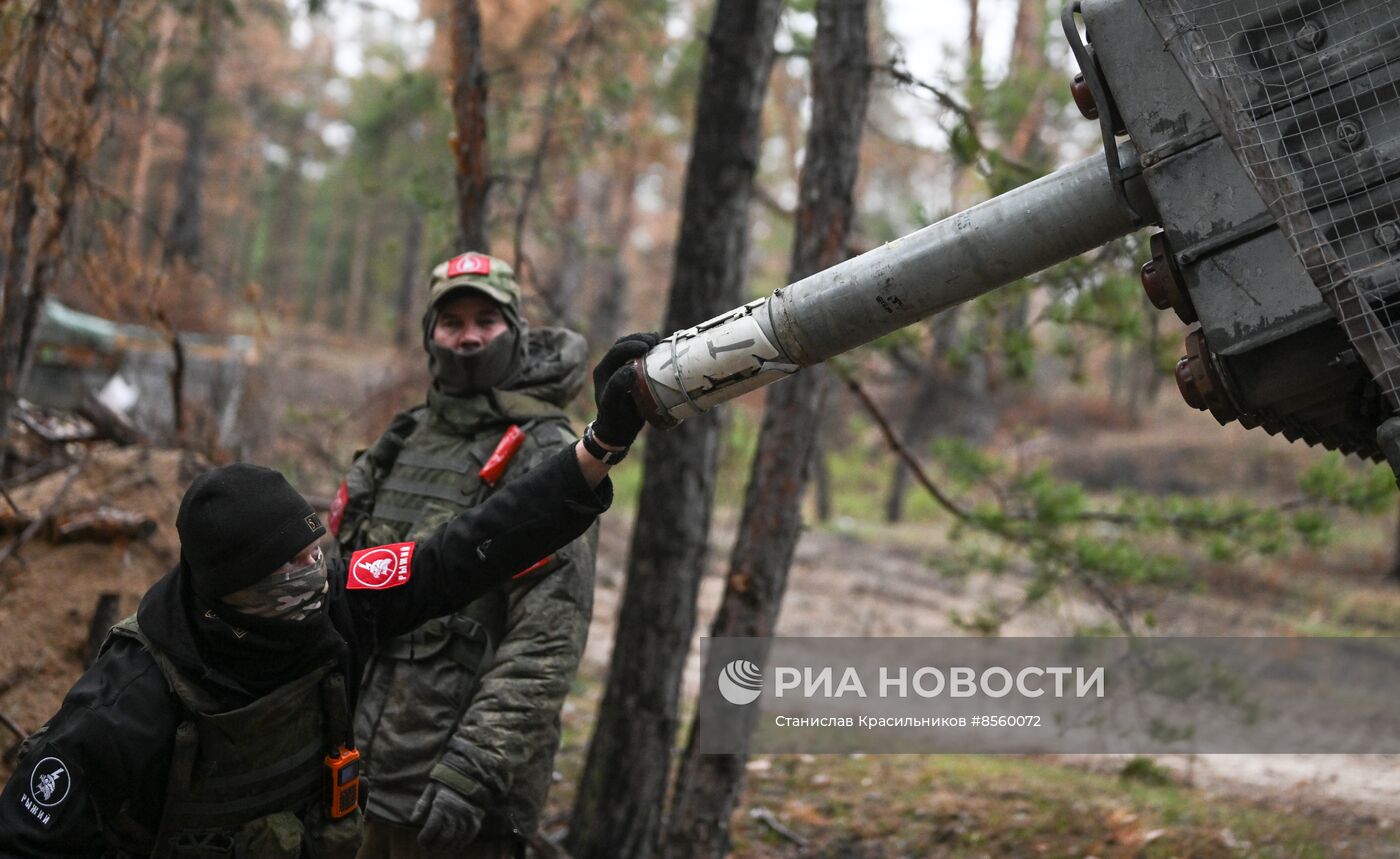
[2,0,1400,856]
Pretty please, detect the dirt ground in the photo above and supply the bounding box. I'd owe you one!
[0,446,198,773]
[580,507,1400,823]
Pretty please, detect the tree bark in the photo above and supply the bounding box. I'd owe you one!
[1007,0,1049,161]
[164,0,222,268]
[394,205,424,347]
[545,174,585,322]
[592,99,646,344]
[259,137,308,301]
[883,0,991,521]
[343,210,373,333]
[661,2,871,856]
[0,0,57,428]
[125,4,177,261]
[309,185,348,326]
[884,343,947,522]
[566,3,784,859]
[449,0,489,251]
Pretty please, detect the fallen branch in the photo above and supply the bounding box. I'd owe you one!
[0,481,22,516]
[75,393,143,446]
[0,712,29,743]
[54,507,157,543]
[0,511,32,534]
[511,0,603,295]
[14,407,98,443]
[0,457,85,569]
[748,807,806,847]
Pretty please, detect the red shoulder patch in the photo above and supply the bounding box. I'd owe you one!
[347,542,416,590]
[328,481,349,536]
[445,252,491,277]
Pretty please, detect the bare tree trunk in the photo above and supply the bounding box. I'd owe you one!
[343,210,373,333]
[545,174,585,321]
[0,0,57,431]
[1007,0,1050,161]
[592,100,645,344]
[309,186,347,326]
[812,423,833,522]
[164,1,222,268]
[258,138,308,301]
[662,4,870,857]
[885,298,971,520]
[394,205,424,347]
[998,0,1051,356]
[15,1,123,404]
[450,0,489,250]
[883,0,991,519]
[566,3,784,858]
[592,169,637,344]
[125,4,176,260]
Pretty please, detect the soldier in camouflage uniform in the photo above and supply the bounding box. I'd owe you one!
[335,252,597,859]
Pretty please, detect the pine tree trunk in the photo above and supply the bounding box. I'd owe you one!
[546,175,584,321]
[885,308,962,521]
[0,0,57,429]
[259,138,307,299]
[395,205,424,347]
[343,210,373,332]
[812,425,833,522]
[661,2,870,855]
[566,3,784,858]
[125,4,176,261]
[309,187,347,326]
[593,113,643,343]
[450,0,489,250]
[164,1,222,268]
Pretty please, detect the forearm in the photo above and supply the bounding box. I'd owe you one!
[355,445,611,637]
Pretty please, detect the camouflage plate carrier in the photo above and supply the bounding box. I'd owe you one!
[336,328,596,839]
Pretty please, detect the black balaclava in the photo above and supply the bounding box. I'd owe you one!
[138,463,343,706]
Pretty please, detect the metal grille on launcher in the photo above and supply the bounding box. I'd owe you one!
[1143,0,1400,420]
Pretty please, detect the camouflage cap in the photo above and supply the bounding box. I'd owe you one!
[428,251,521,311]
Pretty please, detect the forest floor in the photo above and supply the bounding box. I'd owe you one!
[543,499,1400,857]
[2,336,1399,855]
[551,389,1400,857]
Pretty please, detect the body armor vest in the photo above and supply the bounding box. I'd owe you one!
[346,396,574,829]
[102,617,361,859]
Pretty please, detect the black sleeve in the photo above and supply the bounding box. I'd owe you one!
[0,641,175,858]
[339,443,611,643]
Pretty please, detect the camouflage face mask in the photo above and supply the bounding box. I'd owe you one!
[221,550,328,623]
[427,325,524,395]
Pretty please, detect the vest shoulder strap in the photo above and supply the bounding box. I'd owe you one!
[104,615,225,715]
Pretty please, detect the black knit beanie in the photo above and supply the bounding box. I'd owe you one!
[176,463,327,602]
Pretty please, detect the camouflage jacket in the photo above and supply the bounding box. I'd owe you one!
[335,328,596,837]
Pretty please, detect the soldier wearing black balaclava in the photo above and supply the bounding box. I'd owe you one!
[334,252,608,859]
[0,332,658,858]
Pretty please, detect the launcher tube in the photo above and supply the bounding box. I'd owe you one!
[632,142,1155,427]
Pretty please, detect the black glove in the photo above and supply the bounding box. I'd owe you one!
[591,332,661,448]
[414,782,484,853]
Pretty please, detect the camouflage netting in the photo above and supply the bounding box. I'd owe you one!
[1143,0,1400,408]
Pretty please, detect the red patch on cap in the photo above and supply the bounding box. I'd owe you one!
[445,253,491,278]
[347,542,415,590]
[328,481,349,536]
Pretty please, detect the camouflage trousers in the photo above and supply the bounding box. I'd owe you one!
[356,820,523,859]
